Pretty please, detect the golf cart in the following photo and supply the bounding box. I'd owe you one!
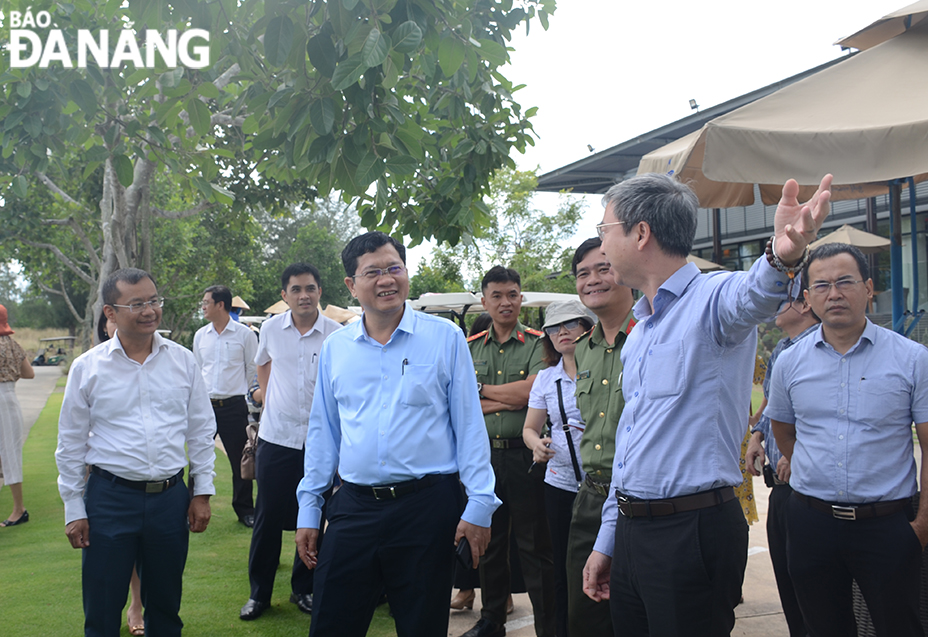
[32,336,75,366]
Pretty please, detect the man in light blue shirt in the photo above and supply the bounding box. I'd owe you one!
[767,242,928,637]
[295,231,500,637]
[582,172,834,636]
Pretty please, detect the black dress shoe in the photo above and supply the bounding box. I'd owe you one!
[240,599,269,620]
[290,592,313,614]
[0,510,28,527]
[460,618,506,637]
[239,514,255,528]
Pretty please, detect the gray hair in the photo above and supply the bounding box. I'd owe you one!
[602,173,698,258]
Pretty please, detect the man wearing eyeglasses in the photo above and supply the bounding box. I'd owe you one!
[194,285,259,528]
[56,267,217,636]
[240,263,342,621]
[295,232,500,637]
[766,243,928,636]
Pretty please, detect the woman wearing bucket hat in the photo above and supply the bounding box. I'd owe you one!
[522,299,595,637]
[0,304,35,527]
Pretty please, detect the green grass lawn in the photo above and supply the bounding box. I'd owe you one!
[0,390,397,636]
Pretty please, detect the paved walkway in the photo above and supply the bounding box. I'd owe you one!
[0,366,62,489]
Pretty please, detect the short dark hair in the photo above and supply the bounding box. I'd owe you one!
[102,268,156,306]
[341,232,406,277]
[571,238,602,276]
[204,285,232,312]
[481,265,521,292]
[602,173,698,258]
[96,309,110,344]
[281,263,322,291]
[541,318,594,367]
[804,242,870,282]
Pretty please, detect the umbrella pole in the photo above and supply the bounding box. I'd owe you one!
[890,181,905,333]
[905,177,924,337]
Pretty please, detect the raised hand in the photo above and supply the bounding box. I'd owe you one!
[773,174,833,264]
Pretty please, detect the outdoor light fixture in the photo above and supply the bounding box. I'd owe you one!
[587,144,595,153]
[689,99,699,112]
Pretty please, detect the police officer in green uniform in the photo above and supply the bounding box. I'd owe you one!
[460,266,555,637]
[567,238,635,636]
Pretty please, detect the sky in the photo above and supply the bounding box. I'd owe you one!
[406,0,905,275]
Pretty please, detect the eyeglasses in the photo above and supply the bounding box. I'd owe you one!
[544,319,582,336]
[808,280,864,296]
[110,298,165,313]
[352,265,407,281]
[595,221,624,241]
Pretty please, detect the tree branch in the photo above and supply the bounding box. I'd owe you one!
[39,217,102,272]
[214,63,241,90]
[18,238,95,285]
[39,273,84,324]
[34,172,93,213]
[151,201,217,219]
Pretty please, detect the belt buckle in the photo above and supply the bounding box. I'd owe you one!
[146,480,166,494]
[372,486,396,500]
[491,439,505,449]
[832,505,857,520]
[617,495,633,519]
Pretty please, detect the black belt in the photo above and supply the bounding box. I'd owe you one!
[210,395,245,408]
[489,437,526,450]
[616,486,736,518]
[91,465,184,494]
[341,473,457,501]
[793,491,908,521]
[585,475,611,497]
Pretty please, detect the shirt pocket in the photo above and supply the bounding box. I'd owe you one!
[856,376,908,425]
[474,360,489,384]
[153,388,190,420]
[646,340,685,398]
[401,364,440,407]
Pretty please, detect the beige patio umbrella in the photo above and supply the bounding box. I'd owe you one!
[837,0,928,51]
[638,19,928,207]
[686,254,726,271]
[809,224,891,254]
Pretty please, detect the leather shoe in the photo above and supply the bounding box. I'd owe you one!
[459,618,506,637]
[239,599,269,620]
[289,592,313,614]
[450,588,475,610]
[239,514,255,528]
[0,510,29,527]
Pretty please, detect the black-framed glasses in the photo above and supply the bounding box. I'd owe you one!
[544,319,582,336]
[352,265,407,281]
[595,220,624,241]
[110,297,165,313]
[808,280,864,296]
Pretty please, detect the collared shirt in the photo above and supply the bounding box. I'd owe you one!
[528,358,586,492]
[594,258,794,556]
[254,310,342,450]
[469,321,546,439]
[766,320,928,503]
[0,336,26,382]
[55,332,217,524]
[573,312,635,480]
[753,324,819,469]
[296,302,501,530]
[193,318,258,399]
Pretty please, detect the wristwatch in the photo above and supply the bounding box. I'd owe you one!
[476,382,484,398]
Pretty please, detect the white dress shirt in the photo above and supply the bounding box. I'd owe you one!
[56,332,217,524]
[193,318,258,398]
[254,310,342,450]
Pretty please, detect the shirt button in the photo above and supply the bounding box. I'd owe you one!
[638,356,642,362]
[647,322,653,329]
[383,375,388,380]
[380,431,385,436]
[841,382,845,387]
[595,444,601,450]
[634,391,639,397]
[596,470,602,475]
[520,370,525,375]
[599,412,605,418]
[497,370,502,375]
[382,404,387,409]
[839,434,844,440]
[602,379,609,385]
[607,349,613,353]
[838,462,843,467]
[839,490,844,495]
[626,426,631,432]
[499,349,504,354]
[381,461,386,466]
[617,462,624,469]
[839,408,845,414]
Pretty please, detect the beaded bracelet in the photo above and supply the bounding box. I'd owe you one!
[767,235,809,280]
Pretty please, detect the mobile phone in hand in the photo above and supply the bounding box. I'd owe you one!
[455,537,474,570]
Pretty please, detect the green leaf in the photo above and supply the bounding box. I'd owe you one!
[361,29,389,68]
[113,154,134,187]
[186,98,211,136]
[11,175,27,198]
[385,154,417,175]
[452,139,475,158]
[356,153,384,187]
[264,16,294,67]
[330,53,366,91]
[342,0,360,9]
[309,98,335,136]
[307,32,337,78]
[210,183,235,205]
[381,55,399,89]
[84,145,110,162]
[198,82,220,99]
[242,114,260,135]
[16,82,31,98]
[159,68,185,89]
[438,36,466,78]
[476,39,507,67]
[69,80,98,115]
[392,21,422,54]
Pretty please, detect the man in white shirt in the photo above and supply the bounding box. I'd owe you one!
[193,285,259,527]
[56,268,216,637]
[240,263,342,621]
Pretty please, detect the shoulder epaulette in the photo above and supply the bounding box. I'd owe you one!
[573,326,594,345]
[467,330,488,343]
[525,327,544,337]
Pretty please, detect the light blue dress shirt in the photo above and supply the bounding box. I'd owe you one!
[765,320,928,503]
[753,324,819,470]
[296,302,501,530]
[594,258,794,556]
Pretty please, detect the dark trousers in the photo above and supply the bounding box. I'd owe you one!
[786,493,923,637]
[545,482,577,637]
[308,474,462,637]
[609,495,748,637]
[766,484,807,637]
[480,447,556,636]
[212,397,254,520]
[82,472,190,637]
[248,439,322,602]
[566,481,613,636]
